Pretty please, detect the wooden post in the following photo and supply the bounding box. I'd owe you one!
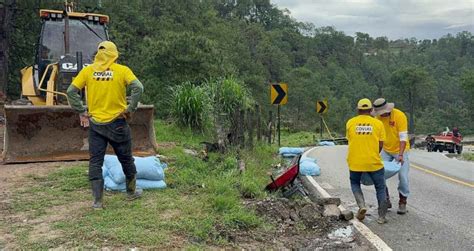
[230,109,240,146]
[239,109,245,148]
[256,104,261,142]
[247,108,254,149]
[267,110,273,144]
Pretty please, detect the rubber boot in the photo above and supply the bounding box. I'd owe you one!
[354,192,367,221]
[91,179,104,210]
[377,201,388,224]
[126,175,142,201]
[386,187,392,209]
[397,193,407,215]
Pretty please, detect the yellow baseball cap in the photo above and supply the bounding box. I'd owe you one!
[357,98,373,110]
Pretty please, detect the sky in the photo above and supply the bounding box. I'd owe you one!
[271,0,474,40]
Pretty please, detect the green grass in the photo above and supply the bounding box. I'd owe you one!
[280,130,315,147]
[279,128,340,147]
[461,152,474,162]
[5,120,280,249]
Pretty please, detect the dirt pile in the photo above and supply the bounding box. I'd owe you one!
[221,198,371,250]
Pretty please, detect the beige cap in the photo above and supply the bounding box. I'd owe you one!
[372,98,394,116]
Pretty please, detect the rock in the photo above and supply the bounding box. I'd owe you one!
[342,236,355,243]
[299,204,322,221]
[289,210,300,221]
[277,207,291,221]
[323,204,341,218]
[183,149,198,156]
[340,209,354,221]
[316,197,341,206]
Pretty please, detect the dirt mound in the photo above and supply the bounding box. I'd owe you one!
[219,198,369,250]
[251,197,330,231]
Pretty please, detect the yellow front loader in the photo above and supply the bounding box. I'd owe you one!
[3,3,157,163]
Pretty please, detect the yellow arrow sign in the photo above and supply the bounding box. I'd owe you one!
[270,83,288,105]
[316,100,328,114]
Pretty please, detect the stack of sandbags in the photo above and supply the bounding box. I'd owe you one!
[361,161,401,186]
[102,155,167,191]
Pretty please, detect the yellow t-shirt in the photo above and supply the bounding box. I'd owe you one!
[376,108,410,154]
[72,63,137,123]
[346,115,386,172]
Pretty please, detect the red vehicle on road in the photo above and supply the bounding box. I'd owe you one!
[427,129,463,154]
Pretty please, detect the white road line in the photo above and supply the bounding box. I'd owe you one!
[305,175,393,251]
[303,147,392,251]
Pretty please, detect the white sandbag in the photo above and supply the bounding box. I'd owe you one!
[318,141,335,146]
[299,157,321,176]
[279,147,305,156]
[104,176,167,191]
[361,161,401,186]
[103,155,166,184]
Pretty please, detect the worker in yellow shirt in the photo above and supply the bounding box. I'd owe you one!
[372,98,410,215]
[67,41,144,209]
[346,98,388,224]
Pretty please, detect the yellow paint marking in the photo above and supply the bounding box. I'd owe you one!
[411,164,474,188]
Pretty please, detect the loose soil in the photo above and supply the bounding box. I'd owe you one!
[233,198,373,250]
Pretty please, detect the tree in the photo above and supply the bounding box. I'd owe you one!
[460,70,474,122]
[390,66,435,134]
[0,0,15,98]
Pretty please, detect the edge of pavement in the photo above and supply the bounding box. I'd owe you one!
[301,146,392,251]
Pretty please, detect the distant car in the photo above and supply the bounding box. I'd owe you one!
[427,131,463,154]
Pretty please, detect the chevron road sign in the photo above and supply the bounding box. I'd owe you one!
[316,100,328,114]
[270,83,288,105]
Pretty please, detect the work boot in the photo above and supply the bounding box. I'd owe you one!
[126,175,142,201]
[354,192,367,221]
[377,201,388,224]
[91,179,104,210]
[397,193,407,215]
[386,187,392,209]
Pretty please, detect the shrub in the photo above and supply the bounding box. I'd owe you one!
[170,82,210,129]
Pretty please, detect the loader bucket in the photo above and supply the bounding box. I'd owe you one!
[2,105,158,163]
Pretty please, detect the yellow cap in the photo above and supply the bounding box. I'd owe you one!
[357,98,373,110]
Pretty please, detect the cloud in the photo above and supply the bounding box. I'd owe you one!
[272,0,474,39]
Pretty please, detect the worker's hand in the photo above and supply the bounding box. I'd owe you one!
[121,111,132,121]
[79,112,90,128]
[397,154,404,165]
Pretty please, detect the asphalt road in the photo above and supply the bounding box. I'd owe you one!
[306,146,474,251]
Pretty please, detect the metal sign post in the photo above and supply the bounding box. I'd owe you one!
[320,115,323,138]
[278,105,281,146]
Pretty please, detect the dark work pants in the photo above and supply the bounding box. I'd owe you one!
[88,118,136,181]
[350,168,386,208]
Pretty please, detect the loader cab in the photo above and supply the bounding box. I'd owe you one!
[28,9,109,104]
[37,10,109,65]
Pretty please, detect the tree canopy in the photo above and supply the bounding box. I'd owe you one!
[6,0,474,134]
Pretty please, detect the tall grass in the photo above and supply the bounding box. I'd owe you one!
[207,77,253,114]
[170,77,253,131]
[170,82,211,129]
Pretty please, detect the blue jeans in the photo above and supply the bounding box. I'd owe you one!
[381,150,410,197]
[88,118,136,181]
[350,168,386,208]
